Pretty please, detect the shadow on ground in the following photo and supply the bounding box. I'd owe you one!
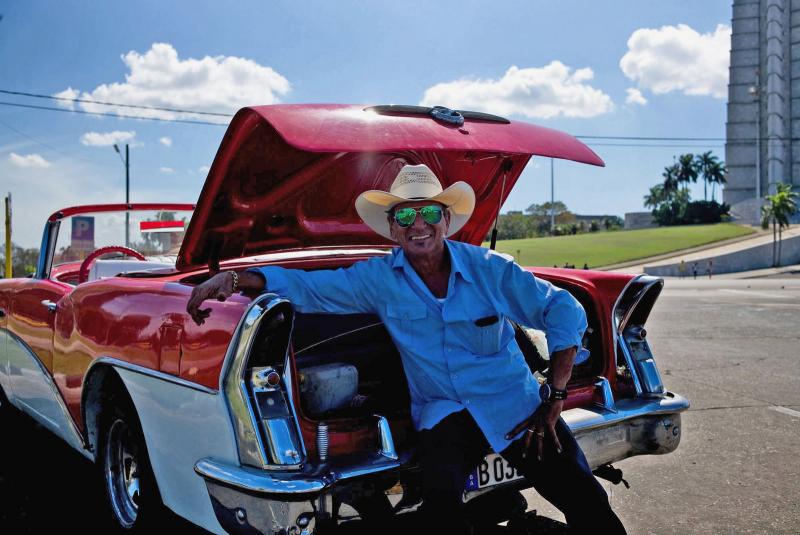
[0,405,566,534]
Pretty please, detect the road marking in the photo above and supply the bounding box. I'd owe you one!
[768,406,800,419]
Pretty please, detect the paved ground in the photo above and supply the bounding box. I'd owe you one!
[522,278,800,534]
[2,278,798,533]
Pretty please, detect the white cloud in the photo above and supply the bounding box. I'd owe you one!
[8,152,51,168]
[159,136,172,147]
[159,166,175,174]
[625,88,648,106]
[52,87,79,110]
[419,61,614,119]
[57,43,291,122]
[81,130,137,147]
[198,165,211,174]
[620,23,731,99]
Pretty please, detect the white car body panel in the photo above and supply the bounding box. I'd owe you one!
[115,367,239,535]
[2,330,89,458]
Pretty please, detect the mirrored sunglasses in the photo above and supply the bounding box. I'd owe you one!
[390,205,444,227]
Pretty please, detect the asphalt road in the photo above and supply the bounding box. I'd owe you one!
[523,278,800,534]
[1,278,798,534]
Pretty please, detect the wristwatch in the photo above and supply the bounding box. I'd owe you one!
[539,383,568,403]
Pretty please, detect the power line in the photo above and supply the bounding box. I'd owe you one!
[0,116,96,163]
[0,100,228,126]
[0,88,795,144]
[0,88,233,118]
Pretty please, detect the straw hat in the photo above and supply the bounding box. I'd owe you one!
[355,164,475,241]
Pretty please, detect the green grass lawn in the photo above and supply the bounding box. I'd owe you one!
[483,223,756,268]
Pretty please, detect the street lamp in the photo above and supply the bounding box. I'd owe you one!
[113,144,130,247]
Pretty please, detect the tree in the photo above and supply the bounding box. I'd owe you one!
[696,151,717,201]
[761,184,799,266]
[675,153,699,189]
[0,243,39,277]
[643,184,667,209]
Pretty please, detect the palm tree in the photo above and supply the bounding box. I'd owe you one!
[675,153,699,191]
[661,164,680,198]
[707,160,727,202]
[696,151,725,202]
[761,184,799,266]
[644,184,667,209]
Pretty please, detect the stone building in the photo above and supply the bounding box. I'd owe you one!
[726,0,800,222]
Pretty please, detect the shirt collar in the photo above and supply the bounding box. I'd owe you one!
[390,240,474,284]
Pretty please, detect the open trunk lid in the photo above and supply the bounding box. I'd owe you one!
[177,104,603,271]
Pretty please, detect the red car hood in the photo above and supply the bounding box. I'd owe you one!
[177,104,603,271]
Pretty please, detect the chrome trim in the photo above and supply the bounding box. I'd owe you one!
[611,275,652,395]
[622,332,665,396]
[219,294,306,470]
[563,391,689,433]
[87,357,218,395]
[202,479,327,535]
[593,376,616,413]
[195,451,404,496]
[195,458,330,495]
[41,300,57,313]
[375,414,398,460]
[616,275,663,335]
[36,219,59,279]
[220,296,275,469]
[2,328,90,456]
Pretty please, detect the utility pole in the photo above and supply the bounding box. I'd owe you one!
[4,193,10,278]
[114,144,131,247]
[550,158,555,233]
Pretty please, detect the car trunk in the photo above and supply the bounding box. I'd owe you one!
[287,271,609,460]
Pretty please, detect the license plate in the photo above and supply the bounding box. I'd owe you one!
[465,453,524,491]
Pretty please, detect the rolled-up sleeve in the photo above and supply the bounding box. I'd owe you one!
[496,260,587,355]
[249,259,377,315]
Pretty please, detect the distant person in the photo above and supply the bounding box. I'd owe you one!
[678,260,686,279]
[707,259,713,279]
[692,262,698,280]
[583,263,589,270]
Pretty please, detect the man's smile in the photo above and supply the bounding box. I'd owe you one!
[410,234,431,241]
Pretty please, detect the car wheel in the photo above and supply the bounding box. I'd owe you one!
[98,392,164,532]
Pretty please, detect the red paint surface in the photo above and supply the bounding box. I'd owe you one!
[178,105,604,271]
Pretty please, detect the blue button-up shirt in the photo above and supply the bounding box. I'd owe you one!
[253,240,586,453]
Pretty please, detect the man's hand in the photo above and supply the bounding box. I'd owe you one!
[506,400,564,461]
[186,272,236,326]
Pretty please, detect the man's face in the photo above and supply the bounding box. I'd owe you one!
[389,201,451,262]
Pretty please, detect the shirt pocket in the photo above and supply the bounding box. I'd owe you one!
[449,311,503,356]
[473,316,504,355]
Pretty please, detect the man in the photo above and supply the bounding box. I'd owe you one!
[187,164,625,534]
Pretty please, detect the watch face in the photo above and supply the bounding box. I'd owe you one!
[539,383,551,402]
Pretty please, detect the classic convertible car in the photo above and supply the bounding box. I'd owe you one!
[0,104,688,534]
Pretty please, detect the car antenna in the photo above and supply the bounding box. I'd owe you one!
[489,159,514,251]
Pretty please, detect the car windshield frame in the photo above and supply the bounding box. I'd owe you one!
[37,203,195,280]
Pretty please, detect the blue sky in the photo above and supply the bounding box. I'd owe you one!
[1,1,732,247]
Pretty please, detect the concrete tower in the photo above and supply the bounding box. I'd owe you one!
[725,0,799,221]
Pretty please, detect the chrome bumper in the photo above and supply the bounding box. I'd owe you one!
[195,452,404,534]
[197,393,689,533]
[566,391,690,469]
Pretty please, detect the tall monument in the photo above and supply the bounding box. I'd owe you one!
[725,0,799,221]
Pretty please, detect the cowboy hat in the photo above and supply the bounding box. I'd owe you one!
[355,164,475,241]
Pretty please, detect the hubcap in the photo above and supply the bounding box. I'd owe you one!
[105,418,141,528]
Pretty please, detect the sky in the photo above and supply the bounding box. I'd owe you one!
[0,0,733,248]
